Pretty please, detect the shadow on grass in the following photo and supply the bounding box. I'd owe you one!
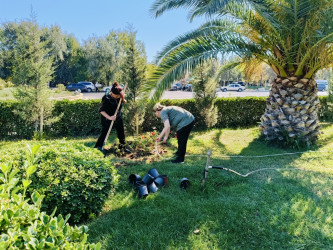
[86,129,333,249]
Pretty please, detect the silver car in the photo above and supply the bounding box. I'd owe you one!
[221,83,246,92]
[77,81,96,92]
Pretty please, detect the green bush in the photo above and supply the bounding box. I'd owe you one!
[0,141,118,224]
[0,96,331,139]
[0,79,5,90]
[57,84,66,91]
[0,145,101,249]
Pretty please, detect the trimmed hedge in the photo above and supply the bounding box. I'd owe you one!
[0,96,331,139]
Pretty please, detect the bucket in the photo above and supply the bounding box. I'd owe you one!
[148,168,159,178]
[180,178,190,189]
[148,182,158,193]
[128,174,142,186]
[142,173,154,185]
[137,184,149,199]
[154,174,168,187]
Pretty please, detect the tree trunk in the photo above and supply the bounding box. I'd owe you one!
[40,106,44,133]
[259,77,321,144]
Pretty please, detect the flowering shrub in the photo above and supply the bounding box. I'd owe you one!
[118,132,156,157]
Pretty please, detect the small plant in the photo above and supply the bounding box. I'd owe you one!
[57,83,66,91]
[0,145,101,249]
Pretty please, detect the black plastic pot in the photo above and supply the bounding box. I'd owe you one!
[148,182,158,193]
[142,173,154,185]
[180,178,190,189]
[128,174,142,186]
[154,174,168,187]
[137,184,149,199]
[148,168,159,178]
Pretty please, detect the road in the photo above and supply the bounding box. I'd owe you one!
[80,89,328,100]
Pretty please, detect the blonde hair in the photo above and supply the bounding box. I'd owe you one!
[153,103,165,112]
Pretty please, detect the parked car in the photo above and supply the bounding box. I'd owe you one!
[183,84,193,92]
[65,83,88,92]
[169,82,182,91]
[77,81,96,92]
[317,83,328,92]
[221,84,246,92]
[237,81,246,86]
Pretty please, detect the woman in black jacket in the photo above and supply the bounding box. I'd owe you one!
[94,82,130,154]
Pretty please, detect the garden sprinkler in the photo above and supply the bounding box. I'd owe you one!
[102,82,128,151]
[201,150,256,185]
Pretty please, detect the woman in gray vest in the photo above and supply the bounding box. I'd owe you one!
[153,103,195,163]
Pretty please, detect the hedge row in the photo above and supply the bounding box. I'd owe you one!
[0,96,331,139]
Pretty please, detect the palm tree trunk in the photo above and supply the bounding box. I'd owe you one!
[260,77,321,144]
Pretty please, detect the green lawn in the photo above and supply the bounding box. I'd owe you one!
[1,125,332,249]
[85,124,333,249]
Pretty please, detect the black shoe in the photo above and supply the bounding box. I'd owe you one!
[123,148,131,154]
[171,158,184,164]
[119,144,131,154]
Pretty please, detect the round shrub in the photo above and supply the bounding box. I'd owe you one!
[0,152,101,249]
[0,141,118,224]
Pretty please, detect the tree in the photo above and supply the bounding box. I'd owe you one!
[53,35,87,84]
[150,0,333,146]
[83,31,128,85]
[121,30,147,135]
[10,21,56,135]
[191,59,218,128]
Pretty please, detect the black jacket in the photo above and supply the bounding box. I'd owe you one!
[99,94,122,123]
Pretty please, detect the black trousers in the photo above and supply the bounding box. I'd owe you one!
[95,117,125,148]
[175,120,194,161]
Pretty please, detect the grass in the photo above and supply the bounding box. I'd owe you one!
[85,124,333,249]
[0,124,332,249]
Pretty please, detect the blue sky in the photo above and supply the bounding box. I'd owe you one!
[0,0,205,63]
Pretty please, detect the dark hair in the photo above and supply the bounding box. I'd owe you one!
[111,82,124,101]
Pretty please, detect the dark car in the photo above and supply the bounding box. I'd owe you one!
[65,83,87,92]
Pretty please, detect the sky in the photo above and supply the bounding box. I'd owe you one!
[0,0,206,63]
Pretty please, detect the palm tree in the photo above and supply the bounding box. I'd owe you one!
[149,0,333,145]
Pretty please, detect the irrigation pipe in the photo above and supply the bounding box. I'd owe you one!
[102,82,128,150]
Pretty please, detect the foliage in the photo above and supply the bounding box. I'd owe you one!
[121,29,148,135]
[129,131,158,155]
[191,59,219,128]
[0,141,117,224]
[7,20,58,134]
[56,83,66,92]
[86,125,333,249]
[1,97,332,139]
[149,0,333,98]
[0,79,5,90]
[0,145,101,249]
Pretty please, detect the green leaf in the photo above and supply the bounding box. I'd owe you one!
[0,163,11,175]
[26,164,37,176]
[31,144,41,155]
[22,179,32,188]
[31,191,44,206]
[42,214,50,225]
[8,167,20,180]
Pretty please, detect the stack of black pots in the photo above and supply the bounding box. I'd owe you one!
[128,168,168,198]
